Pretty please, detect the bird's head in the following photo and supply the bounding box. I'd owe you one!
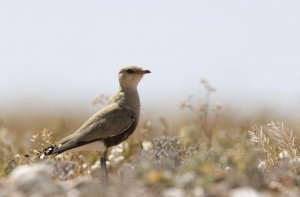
[118,66,151,89]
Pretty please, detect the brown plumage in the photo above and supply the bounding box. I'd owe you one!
[42,66,150,183]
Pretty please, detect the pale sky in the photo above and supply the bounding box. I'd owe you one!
[1,0,300,115]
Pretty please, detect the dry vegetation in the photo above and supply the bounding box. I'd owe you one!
[0,80,300,197]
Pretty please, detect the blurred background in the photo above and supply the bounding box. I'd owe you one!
[1,0,300,137]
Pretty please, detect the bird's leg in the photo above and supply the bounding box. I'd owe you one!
[100,148,109,184]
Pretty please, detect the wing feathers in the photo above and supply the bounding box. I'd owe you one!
[50,103,136,155]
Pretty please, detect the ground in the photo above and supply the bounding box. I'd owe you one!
[1,83,300,197]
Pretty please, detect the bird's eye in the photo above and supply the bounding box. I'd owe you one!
[126,69,135,74]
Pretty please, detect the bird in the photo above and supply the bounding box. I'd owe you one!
[41,66,150,183]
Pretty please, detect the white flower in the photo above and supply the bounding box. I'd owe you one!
[257,161,267,173]
[141,140,153,151]
[91,160,100,170]
[224,166,232,172]
[278,150,290,163]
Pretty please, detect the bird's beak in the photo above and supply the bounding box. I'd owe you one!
[138,70,151,74]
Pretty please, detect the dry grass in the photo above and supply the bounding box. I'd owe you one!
[0,81,300,197]
[180,79,222,148]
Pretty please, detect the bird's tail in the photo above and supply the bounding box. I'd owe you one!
[37,145,59,158]
[5,145,56,174]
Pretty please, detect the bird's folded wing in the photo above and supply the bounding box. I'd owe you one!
[53,103,135,153]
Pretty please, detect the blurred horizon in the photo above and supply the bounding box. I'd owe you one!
[1,0,300,118]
